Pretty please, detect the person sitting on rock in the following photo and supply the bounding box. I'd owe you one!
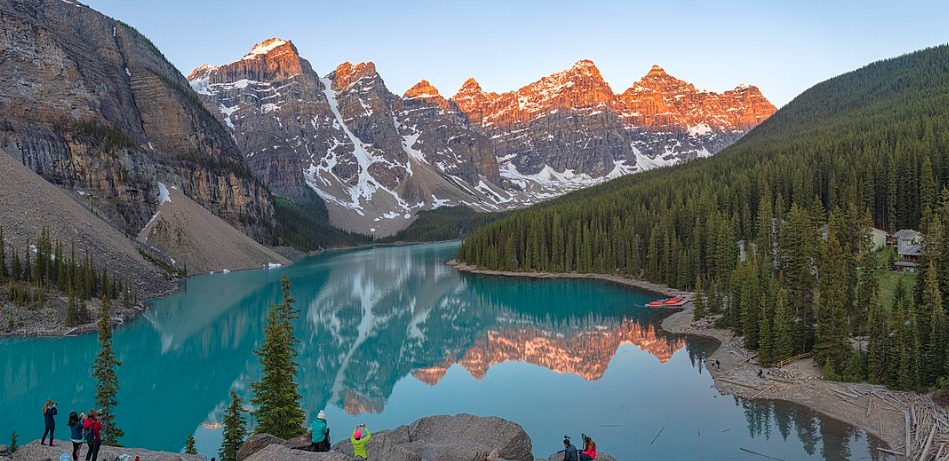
[562,435,579,461]
[351,424,370,459]
[311,410,330,452]
[579,434,596,461]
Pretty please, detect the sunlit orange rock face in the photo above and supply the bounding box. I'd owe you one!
[413,355,457,385]
[618,65,775,130]
[451,61,776,131]
[414,319,686,384]
[343,389,385,415]
[332,61,379,91]
[404,80,451,111]
[188,38,306,84]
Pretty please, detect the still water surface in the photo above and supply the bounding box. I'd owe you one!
[1,242,892,460]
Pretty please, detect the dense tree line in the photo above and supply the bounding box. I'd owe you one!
[459,45,949,389]
[379,206,508,243]
[270,193,371,250]
[0,226,133,327]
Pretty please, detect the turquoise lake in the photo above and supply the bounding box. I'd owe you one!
[0,242,893,460]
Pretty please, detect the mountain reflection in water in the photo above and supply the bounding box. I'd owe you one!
[0,242,892,460]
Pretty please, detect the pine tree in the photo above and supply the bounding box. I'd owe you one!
[251,275,305,438]
[782,204,816,352]
[10,248,20,282]
[772,288,794,362]
[693,276,707,321]
[923,261,948,386]
[184,433,197,454]
[65,286,78,327]
[814,211,852,377]
[93,294,124,445]
[866,290,888,384]
[219,390,247,461]
[757,281,776,367]
[0,226,7,281]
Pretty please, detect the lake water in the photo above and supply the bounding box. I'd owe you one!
[0,242,893,460]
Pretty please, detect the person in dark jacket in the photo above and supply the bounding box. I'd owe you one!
[83,409,103,461]
[562,436,579,461]
[68,412,84,461]
[41,399,58,446]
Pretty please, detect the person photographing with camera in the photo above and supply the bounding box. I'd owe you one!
[351,423,371,459]
[579,433,596,461]
[41,399,58,446]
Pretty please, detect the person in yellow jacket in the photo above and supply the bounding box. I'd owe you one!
[351,424,371,459]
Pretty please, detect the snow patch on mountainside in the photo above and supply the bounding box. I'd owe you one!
[243,39,286,60]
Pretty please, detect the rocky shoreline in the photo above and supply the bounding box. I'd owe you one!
[1,414,616,461]
[448,260,921,456]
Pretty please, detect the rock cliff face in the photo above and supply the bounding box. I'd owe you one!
[0,0,273,240]
[452,60,777,183]
[191,41,507,235]
[190,38,775,235]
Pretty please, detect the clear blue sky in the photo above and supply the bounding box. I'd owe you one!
[82,0,948,107]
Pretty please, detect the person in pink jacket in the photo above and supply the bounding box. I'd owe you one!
[579,434,596,461]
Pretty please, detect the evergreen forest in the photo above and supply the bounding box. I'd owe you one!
[458,45,949,389]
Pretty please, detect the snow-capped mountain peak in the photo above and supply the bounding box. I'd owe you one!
[189,41,776,236]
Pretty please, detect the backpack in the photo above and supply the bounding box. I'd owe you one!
[59,452,72,461]
[82,423,93,442]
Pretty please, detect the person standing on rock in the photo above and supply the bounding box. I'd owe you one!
[351,424,370,459]
[68,411,84,461]
[41,399,58,446]
[83,409,103,461]
[562,435,579,461]
[311,410,330,452]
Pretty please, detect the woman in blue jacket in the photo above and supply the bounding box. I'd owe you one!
[68,412,84,461]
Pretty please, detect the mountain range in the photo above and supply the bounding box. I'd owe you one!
[0,0,774,281]
[188,38,775,235]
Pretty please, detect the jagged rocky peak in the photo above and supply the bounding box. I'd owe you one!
[330,61,380,90]
[190,37,311,84]
[242,38,292,59]
[647,63,668,76]
[523,58,615,110]
[628,63,695,93]
[404,79,450,110]
[186,64,218,80]
[616,64,777,130]
[451,77,494,124]
[565,58,603,77]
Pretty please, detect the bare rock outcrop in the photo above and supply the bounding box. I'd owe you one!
[239,414,532,461]
[11,441,202,461]
[0,0,274,241]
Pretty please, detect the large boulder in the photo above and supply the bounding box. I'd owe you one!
[244,444,351,461]
[284,433,313,451]
[407,414,533,461]
[237,433,286,461]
